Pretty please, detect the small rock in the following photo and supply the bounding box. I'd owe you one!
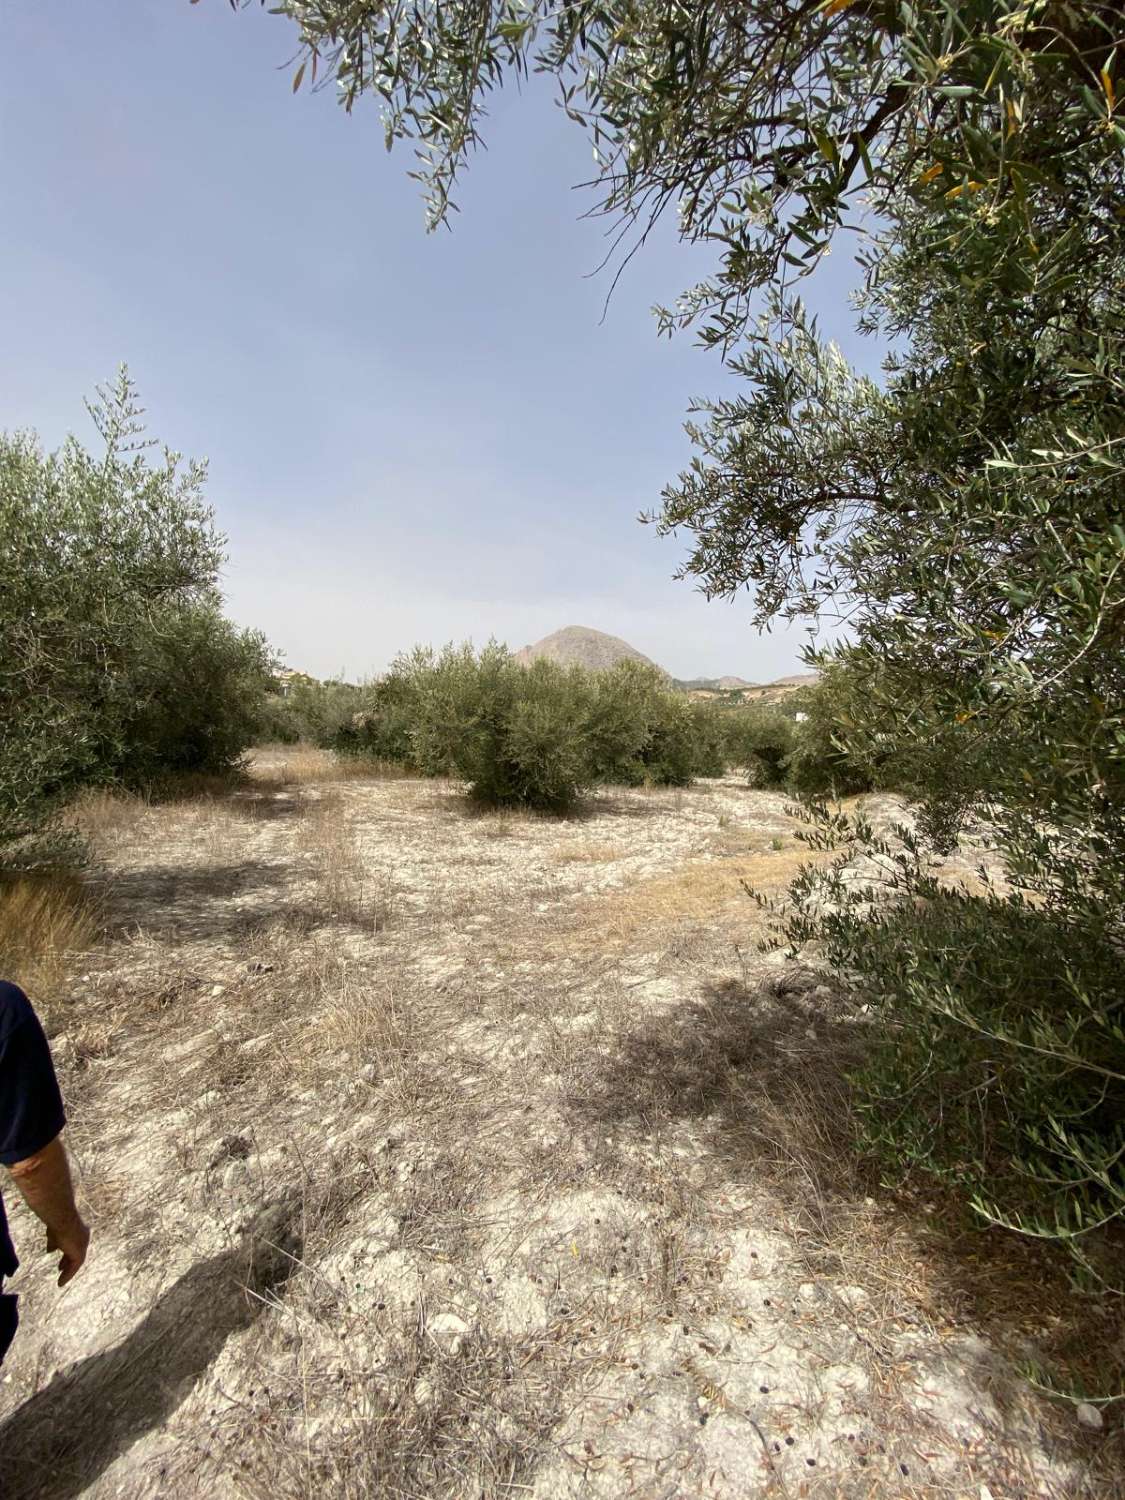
[211,985,225,998]
[221,1160,249,1192]
[798,1282,818,1302]
[359,1063,377,1084]
[51,1035,76,1067]
[1076,1402,1104,1431]
[429,1312,470,1349]
[838,1285,870,1310]
[414,1378,435,1407]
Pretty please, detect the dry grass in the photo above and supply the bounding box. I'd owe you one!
[287,953,425,1111]
[67,787,151,847]
[564,846,825,955]
[191,1306,564,1500]
[5,773,1119,1500]
[0,872,99,1001]
[456,804,534,839]
[70,781,284,865]
[250,744,419,788]
[303,793,392,932]
[554,841,624,864]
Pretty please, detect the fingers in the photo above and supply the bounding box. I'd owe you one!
[50,1221,91,1287]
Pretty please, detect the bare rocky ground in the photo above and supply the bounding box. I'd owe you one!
[0,749,1120,1498]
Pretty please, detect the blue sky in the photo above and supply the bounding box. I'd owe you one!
[0,2,883,681]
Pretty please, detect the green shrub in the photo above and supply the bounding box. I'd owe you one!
[254,690,303,745]
[783,671,876,799]
[314,647,731,807]
[405,643,592,811]
[0,370,272,859]
[723,704,795,787]
[328,655,435,768]
[638,695,700,787]
[780,806,1124,1287]
[583,661,667,786]
[583,662,724,786]
[284,679,364,749]
[113,605,272,781]
[686,703,727,779]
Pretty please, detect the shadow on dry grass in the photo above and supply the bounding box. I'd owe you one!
[566,973,1125,1479]
[566,973,865,1203]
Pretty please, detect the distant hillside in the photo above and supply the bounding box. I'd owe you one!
[739,672,818,703]
[513,627,815,699]
[673,675,759,692]
[515,626,662,674]
[678,671,819,702]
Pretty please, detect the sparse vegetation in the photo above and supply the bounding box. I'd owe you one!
[4,758,1118,1497]
[2,0,1123,1487]
[261,0,1125,1282]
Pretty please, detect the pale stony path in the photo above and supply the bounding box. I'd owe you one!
[0,761,1103,1498]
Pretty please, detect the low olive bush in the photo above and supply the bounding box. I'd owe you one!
[330,647,729,809]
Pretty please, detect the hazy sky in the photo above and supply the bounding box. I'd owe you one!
[1,2,884,682]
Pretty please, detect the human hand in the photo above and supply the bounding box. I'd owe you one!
[46,1217,90,1287]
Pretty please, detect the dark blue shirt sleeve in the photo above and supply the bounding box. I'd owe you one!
[0,982,66,1167]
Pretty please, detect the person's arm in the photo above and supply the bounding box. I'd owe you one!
[8,1136,89,1287]
[0,980,90,1287]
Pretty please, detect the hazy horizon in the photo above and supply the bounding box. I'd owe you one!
[0,3,884,682]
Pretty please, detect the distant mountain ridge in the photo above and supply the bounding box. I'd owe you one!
[512,625,814,697]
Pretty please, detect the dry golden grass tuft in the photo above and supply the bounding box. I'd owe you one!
[67,787,151,848]
[554,841,624,864]
[0,872,99,1002]
[250,743,419,787]
[281,948,427,1106]
[563,845,825,955]
[303,792,392,931]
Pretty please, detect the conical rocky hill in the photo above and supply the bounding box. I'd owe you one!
[514,626,662,674]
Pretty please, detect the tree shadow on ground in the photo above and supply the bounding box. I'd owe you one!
[92,861,384,944]
[226,790,309,822]
[567,971,869,1212]
[565,974,1125,1472]
[94,860,299,941]
[0,1202,301,1500]
[434,784,719,826]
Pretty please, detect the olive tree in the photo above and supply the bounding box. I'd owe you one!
[0,370,273,857]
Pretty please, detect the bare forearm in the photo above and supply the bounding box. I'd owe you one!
[9,1135,81,1237]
